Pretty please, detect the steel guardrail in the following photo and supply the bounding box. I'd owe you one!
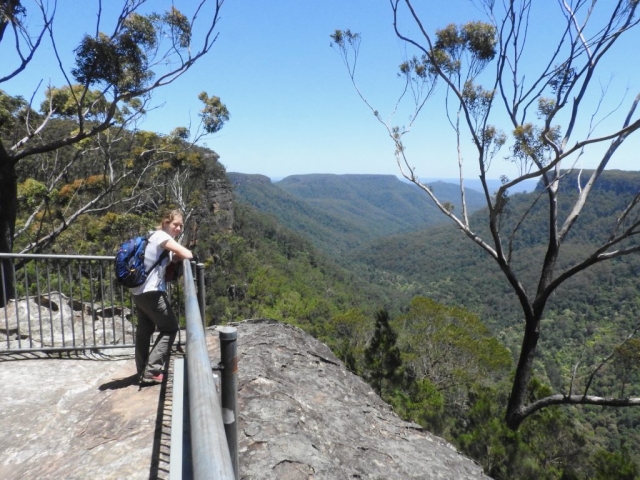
[0,253,184,353]
[182,260,235,479]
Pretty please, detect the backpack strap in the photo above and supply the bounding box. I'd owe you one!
[146,248,169,275]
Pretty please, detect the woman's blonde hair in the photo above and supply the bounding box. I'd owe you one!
[157,208,184,229]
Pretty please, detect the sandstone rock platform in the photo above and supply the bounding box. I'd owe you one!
[0,320,489,479]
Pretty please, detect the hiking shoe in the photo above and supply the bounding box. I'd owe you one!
[140,373,164,385]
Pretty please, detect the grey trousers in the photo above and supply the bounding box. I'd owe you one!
[133,290,178,378]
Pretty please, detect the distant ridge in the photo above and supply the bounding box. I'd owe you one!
[228,172,485,256]
[345,169,640,332]
[418,177,538,194]
[243,174,538,194]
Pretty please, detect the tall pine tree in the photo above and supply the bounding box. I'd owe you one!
[364,309,402,396]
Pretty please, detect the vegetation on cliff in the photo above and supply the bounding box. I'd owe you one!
[231,169,640,479]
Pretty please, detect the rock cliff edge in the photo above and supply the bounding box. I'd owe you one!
[0,319,489,479]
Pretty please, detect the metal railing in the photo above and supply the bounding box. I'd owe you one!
[176,260,236,479]
[2,253,129,353]
[0,253,188,354]
[1,253,238,479]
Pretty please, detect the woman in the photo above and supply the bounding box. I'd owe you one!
[132,209,193,385]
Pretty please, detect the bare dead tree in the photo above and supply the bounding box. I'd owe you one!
[0,0,54,83]
[333,0,640,429]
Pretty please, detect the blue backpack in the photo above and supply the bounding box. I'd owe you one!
[115,234,169,288]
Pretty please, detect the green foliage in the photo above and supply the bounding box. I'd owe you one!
[170,126,190,140]
[343,170,640,472]
[453,382,588,480]
[460,21,497,61]
[394,297,512,394]
[347,170,640,339]
[325,309,371,373]
[548,63,576,97]
[11,114,223,254]
[42,85,117,119]
[17,178,49,209]
[455,386,519,478]
[388,378,446,433]
[381,296,512,440]
[72,10,160,93]
[431,21,496,78]
[0,89,27,127]
[462,81,494,115]
[329,29,360,48]
[160,7,191,48]
[364,309,403,396]
[613,339,640,396]
[198,91,230,134]
[590,448,639,480]
[511,123,561,168]
[198,203,389,336]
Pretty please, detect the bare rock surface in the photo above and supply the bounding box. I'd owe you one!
[0,319,489,480]
[0,349,164,480]
[235,319,489,480]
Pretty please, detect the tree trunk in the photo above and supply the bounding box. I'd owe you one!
[0,158,17,307]
[505,315,541,430]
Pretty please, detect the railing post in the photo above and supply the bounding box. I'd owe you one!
[196,263,206,327]
[219,326,238,479]
[170,357,186,480]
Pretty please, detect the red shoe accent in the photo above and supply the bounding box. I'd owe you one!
[140,373,164,385]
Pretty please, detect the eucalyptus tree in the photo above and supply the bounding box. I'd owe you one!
[0,0,227,303]
[333,0,640,429]
[11,120,226,255]
[393,297,511,403]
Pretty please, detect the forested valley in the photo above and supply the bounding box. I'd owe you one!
[233,169,640,480]
[5,92,640,479]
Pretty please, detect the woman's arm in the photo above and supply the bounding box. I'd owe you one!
[161,238,194,260]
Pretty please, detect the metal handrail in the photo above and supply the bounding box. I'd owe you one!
[1,252,134,353]
[0,252,185,353]
[0,253,113,260]
[182,260,235,479]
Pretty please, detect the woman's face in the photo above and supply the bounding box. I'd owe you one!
[164,215,184,238]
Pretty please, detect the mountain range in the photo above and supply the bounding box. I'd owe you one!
[228,172,486,255]
[229,169,640,367]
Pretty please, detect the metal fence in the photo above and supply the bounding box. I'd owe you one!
[175,260,237,480]
[1,253,238,479]
[0,253,185,354]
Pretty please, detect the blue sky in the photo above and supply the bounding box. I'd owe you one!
[3,1,639,182]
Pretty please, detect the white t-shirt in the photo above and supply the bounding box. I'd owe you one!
[131,230,172,295]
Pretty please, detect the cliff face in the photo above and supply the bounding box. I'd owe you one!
[184,153,234,253]
[0,319,488,480]
[204,173,234,234]
[236,319,488,480]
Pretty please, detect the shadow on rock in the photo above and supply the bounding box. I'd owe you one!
[99,374,139,390]
[0,350,134,363]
